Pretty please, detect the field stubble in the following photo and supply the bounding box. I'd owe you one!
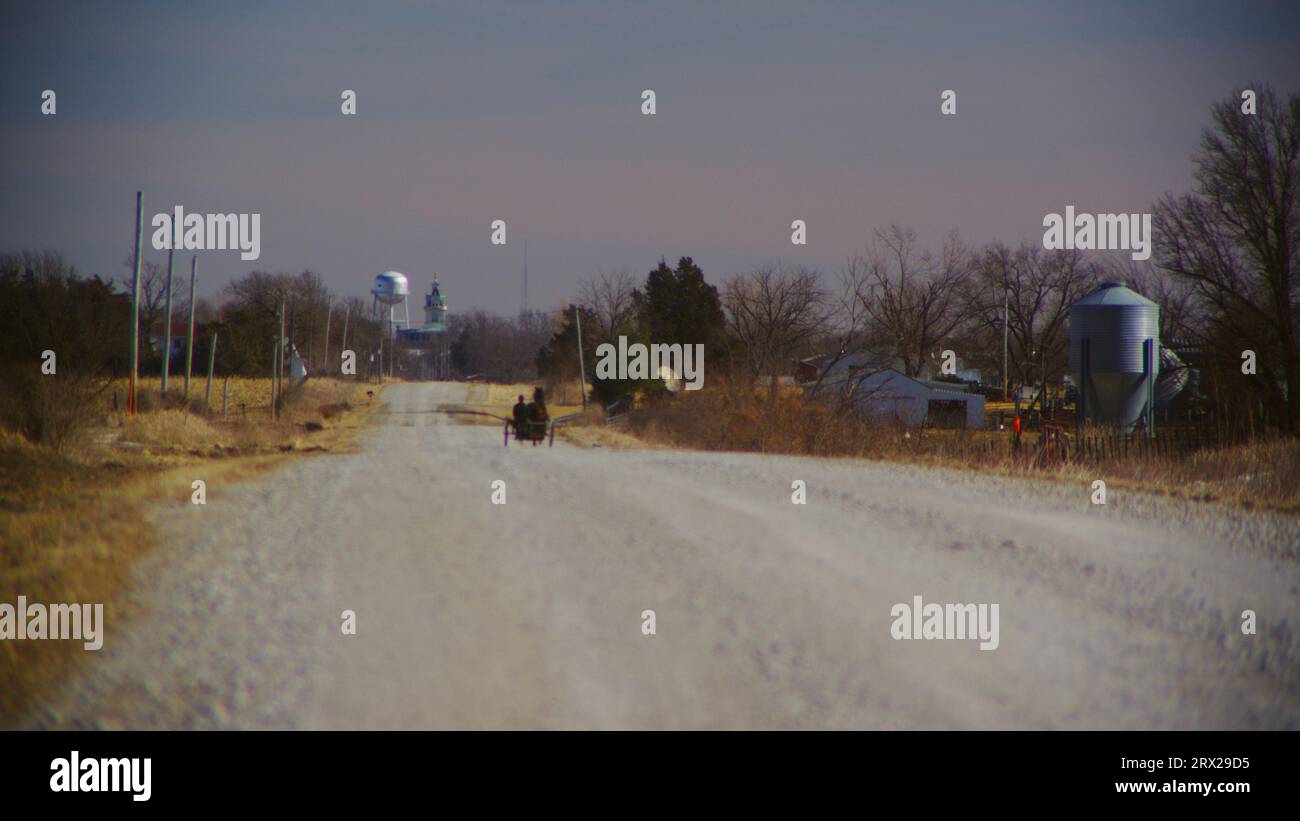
[0,376,379,723]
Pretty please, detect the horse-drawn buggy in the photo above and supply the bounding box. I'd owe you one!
[505,414,554,447]
[439,387,567,447]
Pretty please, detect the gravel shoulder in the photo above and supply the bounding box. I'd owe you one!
[19,382,1300,729]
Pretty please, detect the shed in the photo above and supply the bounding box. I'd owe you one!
[808,368,985,429]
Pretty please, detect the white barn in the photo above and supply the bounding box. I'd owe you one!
[808,368,985,429]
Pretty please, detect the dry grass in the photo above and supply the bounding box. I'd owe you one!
[538,378,590,409]
[555,407,653,449]
[101,377,374,455]
[442,381,584,426]
[623,381,1300,515]
[0,377,380,724]
[558,424,661,450]
[1061,438,1300,513]
[102,376,351,419]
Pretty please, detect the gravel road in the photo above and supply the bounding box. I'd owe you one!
[19,382,1300,729]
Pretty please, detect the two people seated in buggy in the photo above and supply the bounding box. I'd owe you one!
[511,387,549,444]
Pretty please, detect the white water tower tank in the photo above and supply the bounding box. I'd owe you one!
[372,271,409,305]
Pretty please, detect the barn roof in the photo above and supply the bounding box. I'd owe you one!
[812,367,982,402]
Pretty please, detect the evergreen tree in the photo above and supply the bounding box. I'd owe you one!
[634,257,725,350]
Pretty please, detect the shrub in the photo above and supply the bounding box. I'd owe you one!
[0,365,108,452]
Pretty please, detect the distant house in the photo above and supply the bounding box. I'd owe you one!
[148,319,191,362]
[807,367,985,429]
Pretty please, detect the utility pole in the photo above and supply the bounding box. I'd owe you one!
[1041,343,1047,408]
[184,254,198,400]
[270,327,278,419]
[161,249,174,398]
[276,299,286,417]
[184,255,197,398]
[322,295,332,376]
[340,304,350,375]
[1002,287,1009,402]
[129,191,142,415]
[522,238,528,313]
[289,301,296,373]
[205,332,217,411]
[574,304,588,411]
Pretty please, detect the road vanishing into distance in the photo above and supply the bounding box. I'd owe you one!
[19,383,1300,729]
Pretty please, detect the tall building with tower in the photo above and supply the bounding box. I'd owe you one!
[425,276,447,330]
[396,275,452,378]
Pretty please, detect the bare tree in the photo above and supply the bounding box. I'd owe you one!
[578,269,639,342]
[224,270,294,321]
[1153,84,1300,434]
[289,270,332,371]
[800,257,875,410]
[967,243,1100,391]
[722,264,827,382]
[119,254,191,368]
[856,225,973,378]
[449,308,550,381]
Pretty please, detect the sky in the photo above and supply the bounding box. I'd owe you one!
[2,0,1298,315]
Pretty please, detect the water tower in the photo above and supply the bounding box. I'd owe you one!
[371,271,410,338]
[1069,282,1160,434]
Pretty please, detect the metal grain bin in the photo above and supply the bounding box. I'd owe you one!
[1068,282,1160,433]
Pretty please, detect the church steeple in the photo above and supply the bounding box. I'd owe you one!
[424,275,448,329]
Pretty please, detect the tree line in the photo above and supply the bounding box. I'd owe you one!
[0,255,389,389]
[533,85,1297,435]
[2,85,1295,437]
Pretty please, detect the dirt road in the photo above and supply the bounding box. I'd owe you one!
[19,382,1300,729]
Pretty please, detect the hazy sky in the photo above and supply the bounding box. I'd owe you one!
[2,1,1298,314]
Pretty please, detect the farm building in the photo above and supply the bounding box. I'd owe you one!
[797,350,899,383]
[798,350,982,387]
[807,367,986,429]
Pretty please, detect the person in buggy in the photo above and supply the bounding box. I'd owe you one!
[525,387,549,444]
[512,394,529,437]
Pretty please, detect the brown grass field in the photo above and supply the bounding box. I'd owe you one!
[0,377,380,723]
[581,381,1299,515]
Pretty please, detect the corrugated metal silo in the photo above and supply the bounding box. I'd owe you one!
[1068,282,1160,433]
